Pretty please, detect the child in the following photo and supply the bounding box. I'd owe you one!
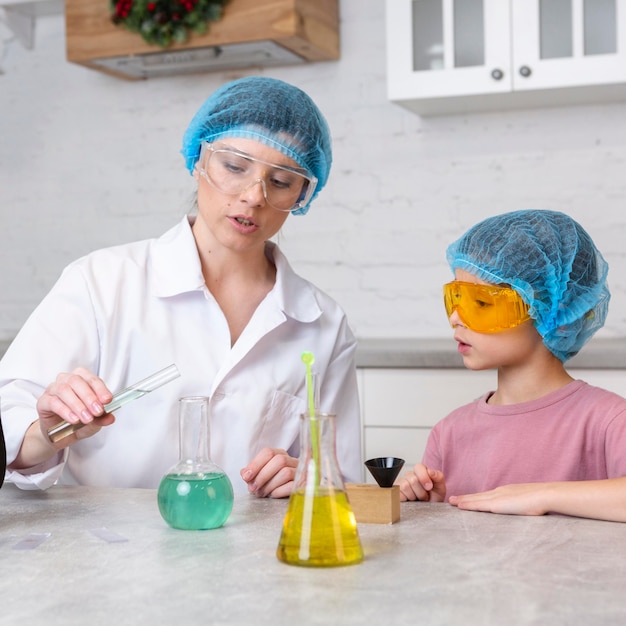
[398,209,626,522]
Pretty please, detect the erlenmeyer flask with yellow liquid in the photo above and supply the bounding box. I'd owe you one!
[277,412,363,566]
[277,353,363,567]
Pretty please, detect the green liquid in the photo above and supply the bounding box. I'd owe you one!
[276,489,363,567]
[157,473,234,530]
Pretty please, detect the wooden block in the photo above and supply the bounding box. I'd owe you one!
[345,483,401,524]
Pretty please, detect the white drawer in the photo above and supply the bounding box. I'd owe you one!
[360,368,497,427]
[362,426,429,483]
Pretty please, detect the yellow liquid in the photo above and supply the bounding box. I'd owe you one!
[276,489,363,567]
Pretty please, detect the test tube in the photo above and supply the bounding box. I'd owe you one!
[46,363,180,443]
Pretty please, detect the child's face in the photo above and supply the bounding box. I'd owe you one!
[448,270,544,371]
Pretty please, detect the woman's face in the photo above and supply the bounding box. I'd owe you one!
[193,137,300,254]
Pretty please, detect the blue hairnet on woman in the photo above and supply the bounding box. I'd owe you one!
[0,76,362,498]
[182,76,332,215]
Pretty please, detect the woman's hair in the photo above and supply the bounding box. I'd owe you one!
[446,209,610,361]
[181,76,332,215]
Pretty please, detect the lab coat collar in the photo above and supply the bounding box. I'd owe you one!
[151,217,323,324]
[151,216,206,296]
[267,241,322,324]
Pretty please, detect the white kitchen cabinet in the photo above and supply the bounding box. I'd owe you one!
[0,0,62,48]
[357,368,497,482]
[386,0,626,115]
[357,367,626,483]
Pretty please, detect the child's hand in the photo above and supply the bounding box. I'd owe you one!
[449,484,550,516]
[397,463,446,502]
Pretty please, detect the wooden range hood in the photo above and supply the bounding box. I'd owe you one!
[65,0,339,80]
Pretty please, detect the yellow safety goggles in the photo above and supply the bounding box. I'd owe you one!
[443,281,531,333]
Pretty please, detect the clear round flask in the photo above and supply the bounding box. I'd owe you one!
[277,413,363,567]
[158,396,233,530]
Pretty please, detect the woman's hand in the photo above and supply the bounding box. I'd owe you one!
[397,462,446,502]
[10,368,115,470]
[37,368,114,440]
[240,448,299,498]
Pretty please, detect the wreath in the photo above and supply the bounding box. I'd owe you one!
[111,0,230,48]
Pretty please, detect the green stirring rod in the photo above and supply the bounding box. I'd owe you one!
[302,351,316,417]
[301,351,320,485]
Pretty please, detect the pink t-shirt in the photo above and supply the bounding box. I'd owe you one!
[423,380,626,501]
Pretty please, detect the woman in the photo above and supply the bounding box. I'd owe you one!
[0,76,361,497]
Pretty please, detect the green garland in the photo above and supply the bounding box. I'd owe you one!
[111,0,229,48]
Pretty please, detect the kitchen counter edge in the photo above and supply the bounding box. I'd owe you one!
[355,337,625,369]
[1,337,623,370]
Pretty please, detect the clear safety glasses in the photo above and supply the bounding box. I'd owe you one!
[443,281,531,333]
[198,142,318,213]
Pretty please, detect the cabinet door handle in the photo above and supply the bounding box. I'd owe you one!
[491,68,504,80]
[519,65,532,78]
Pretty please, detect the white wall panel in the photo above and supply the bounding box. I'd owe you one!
[2,1,626,344]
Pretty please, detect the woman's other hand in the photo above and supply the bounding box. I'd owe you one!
[240,447,299,498]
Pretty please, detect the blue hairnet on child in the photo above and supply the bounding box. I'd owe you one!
[181,76,332,215]
[446,209,610,362]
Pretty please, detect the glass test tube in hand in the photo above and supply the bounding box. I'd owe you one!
[46,364,181,443]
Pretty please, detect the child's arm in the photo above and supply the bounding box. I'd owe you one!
[397,463,446,502]
[449,478,626,522]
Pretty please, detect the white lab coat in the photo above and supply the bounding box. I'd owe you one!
[0,217,362,492]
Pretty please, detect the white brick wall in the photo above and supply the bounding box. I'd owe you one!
[2,0,626,342]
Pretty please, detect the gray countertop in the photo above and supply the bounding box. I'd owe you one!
[356,337,626,369]
[0,339,11,359]
[2,336,624,369]
[1,484,625,625]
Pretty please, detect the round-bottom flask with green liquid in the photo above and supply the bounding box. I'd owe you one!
[277,413,363,567]
[157,396,233,530]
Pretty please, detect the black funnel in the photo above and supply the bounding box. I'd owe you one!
[364,457,405,488]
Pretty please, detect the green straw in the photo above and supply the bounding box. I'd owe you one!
[302,351,316,418]
[301,351,320,486]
